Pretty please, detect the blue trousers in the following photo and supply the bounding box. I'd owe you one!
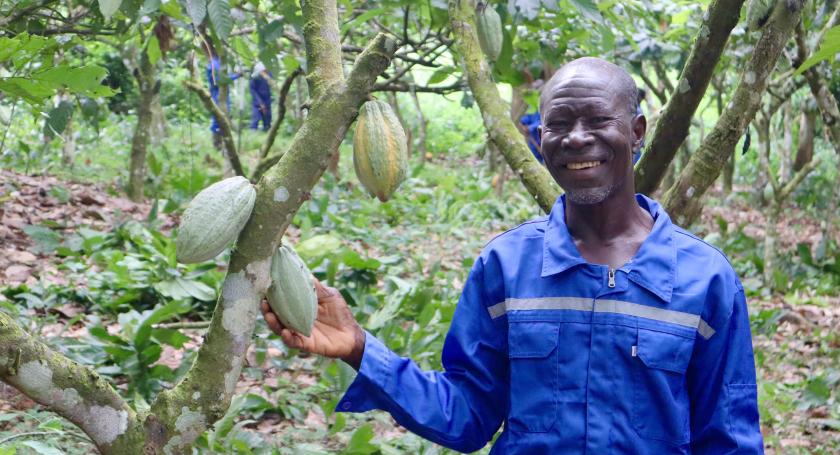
[251,104,271,131]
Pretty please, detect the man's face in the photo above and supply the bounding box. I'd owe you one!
[539,69,644,205]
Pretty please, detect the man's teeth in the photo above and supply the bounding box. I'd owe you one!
[567,161,601,170]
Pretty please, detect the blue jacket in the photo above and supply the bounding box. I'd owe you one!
[250,74,272,108]
[338,195,763,454]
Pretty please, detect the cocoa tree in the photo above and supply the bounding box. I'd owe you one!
[0,0,396,452]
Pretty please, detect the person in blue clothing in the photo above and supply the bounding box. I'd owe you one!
[261,57,764,454]
[250,62,273,131]
[206,50,240,147]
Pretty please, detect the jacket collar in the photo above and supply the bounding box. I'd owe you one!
[541,194,676,303]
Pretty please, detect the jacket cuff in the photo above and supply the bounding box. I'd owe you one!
[336,330,393,413]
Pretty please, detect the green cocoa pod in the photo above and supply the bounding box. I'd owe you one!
[176,176,256,264]
[353,100,408,202]
[267,244,317,336]
[476,3,503,61]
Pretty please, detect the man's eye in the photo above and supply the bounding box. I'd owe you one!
[592,117,611,123]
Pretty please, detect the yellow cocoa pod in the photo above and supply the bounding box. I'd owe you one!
[267,244,317,336]
[353,100,408,202]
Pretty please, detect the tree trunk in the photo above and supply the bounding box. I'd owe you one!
[0,2,397,453]
[127,51,157,202]
[61,114,75,168]
[661,0,804,225]
[722,153,735,194]
[763,202,780,287]
[780,102,793,181]
[634,0,745,195]
[794,107,815,171]
[449,0,560,213]
[754,116,771,206]
[409,87,427,159]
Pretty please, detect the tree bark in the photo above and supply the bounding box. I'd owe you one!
[409,85,428,158]
[183,80,245,177]
[259,67,303,160]
[127,50,157,202]
[448,0,560,213]
[661,0,805,225]
[794,106,815,171]
[780,102,793,181]
[634,0,746,195]
[0,1,396,453]
[754,115,772,205]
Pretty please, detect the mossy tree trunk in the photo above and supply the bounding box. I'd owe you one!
[634,0,746,195]
[127,49,157,202]
[0,1,396,453]
[661,0,805,225]
[448,0,559,213]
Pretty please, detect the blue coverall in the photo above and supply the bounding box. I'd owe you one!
[206,56,239,133]
[250,74,272,131]
[338,194,764,454]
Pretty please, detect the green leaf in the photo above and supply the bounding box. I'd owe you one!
[341,424,377,454]
[33,65,116,98]
[22,225,62,254]
[98,0,123,20]
[569,0,604,23]
[43,100,74,138]
[147,35,162,66]
[296,234,343,259]
[186,0,207,25]
[208,0,233,40]
[20,441,62,455]
[427,66,454,85]
[794,26,840,76]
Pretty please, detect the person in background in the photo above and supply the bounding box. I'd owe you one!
[206,49,240,148]
[250,62,273,131]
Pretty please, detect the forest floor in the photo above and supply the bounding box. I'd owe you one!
[1,168,838,454]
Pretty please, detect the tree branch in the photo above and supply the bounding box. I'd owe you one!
[301,0,345,99]
[448,0,560,213]
[183,79,245,177]
[792,14,840,156]
[258,67,303,161]
[779,156,821,199]
[661,0,806,225]
[635,0,746,195]
[149,13,396,450]
[373,79,465,93]
[638,62,667,105]
[0,312,145,454]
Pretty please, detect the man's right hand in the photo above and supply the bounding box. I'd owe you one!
[260,279,366,370]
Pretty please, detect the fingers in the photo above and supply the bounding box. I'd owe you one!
[313,278,339,300]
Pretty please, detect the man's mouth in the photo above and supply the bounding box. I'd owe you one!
[565,160,604,170]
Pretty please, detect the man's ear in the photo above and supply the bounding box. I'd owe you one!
[632,115,647,150]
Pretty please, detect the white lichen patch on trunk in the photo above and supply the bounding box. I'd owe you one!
[744,71,756,85]
[14,361,128,446]
[88,405,129,445]
[679,78,691,94]
[192,391,201,400]
[273,186,290,202]
[245,257,272,293]
[163,406,207,454]
[221,272,258,342]
[224,354,244,394]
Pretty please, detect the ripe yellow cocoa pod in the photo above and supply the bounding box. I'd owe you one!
[267,244,317,337]
[353,100,408,202]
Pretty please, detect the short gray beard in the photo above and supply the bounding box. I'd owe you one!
[565,183,620,205]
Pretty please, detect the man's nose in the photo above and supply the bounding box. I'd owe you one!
[561,123,593,150]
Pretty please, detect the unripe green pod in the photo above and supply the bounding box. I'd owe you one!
[176,176,256,264]
[267,244,317,336]
[476,3,503,61]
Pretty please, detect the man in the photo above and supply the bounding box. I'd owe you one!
[250,62,273,131]
[262,57,764,454]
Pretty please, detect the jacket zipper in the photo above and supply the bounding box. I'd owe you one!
[608,267,616,288]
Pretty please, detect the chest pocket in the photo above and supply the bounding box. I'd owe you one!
[507,322,558,433]
[632,327,695,445]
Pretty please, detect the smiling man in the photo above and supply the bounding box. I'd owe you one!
[262,57,764,454]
